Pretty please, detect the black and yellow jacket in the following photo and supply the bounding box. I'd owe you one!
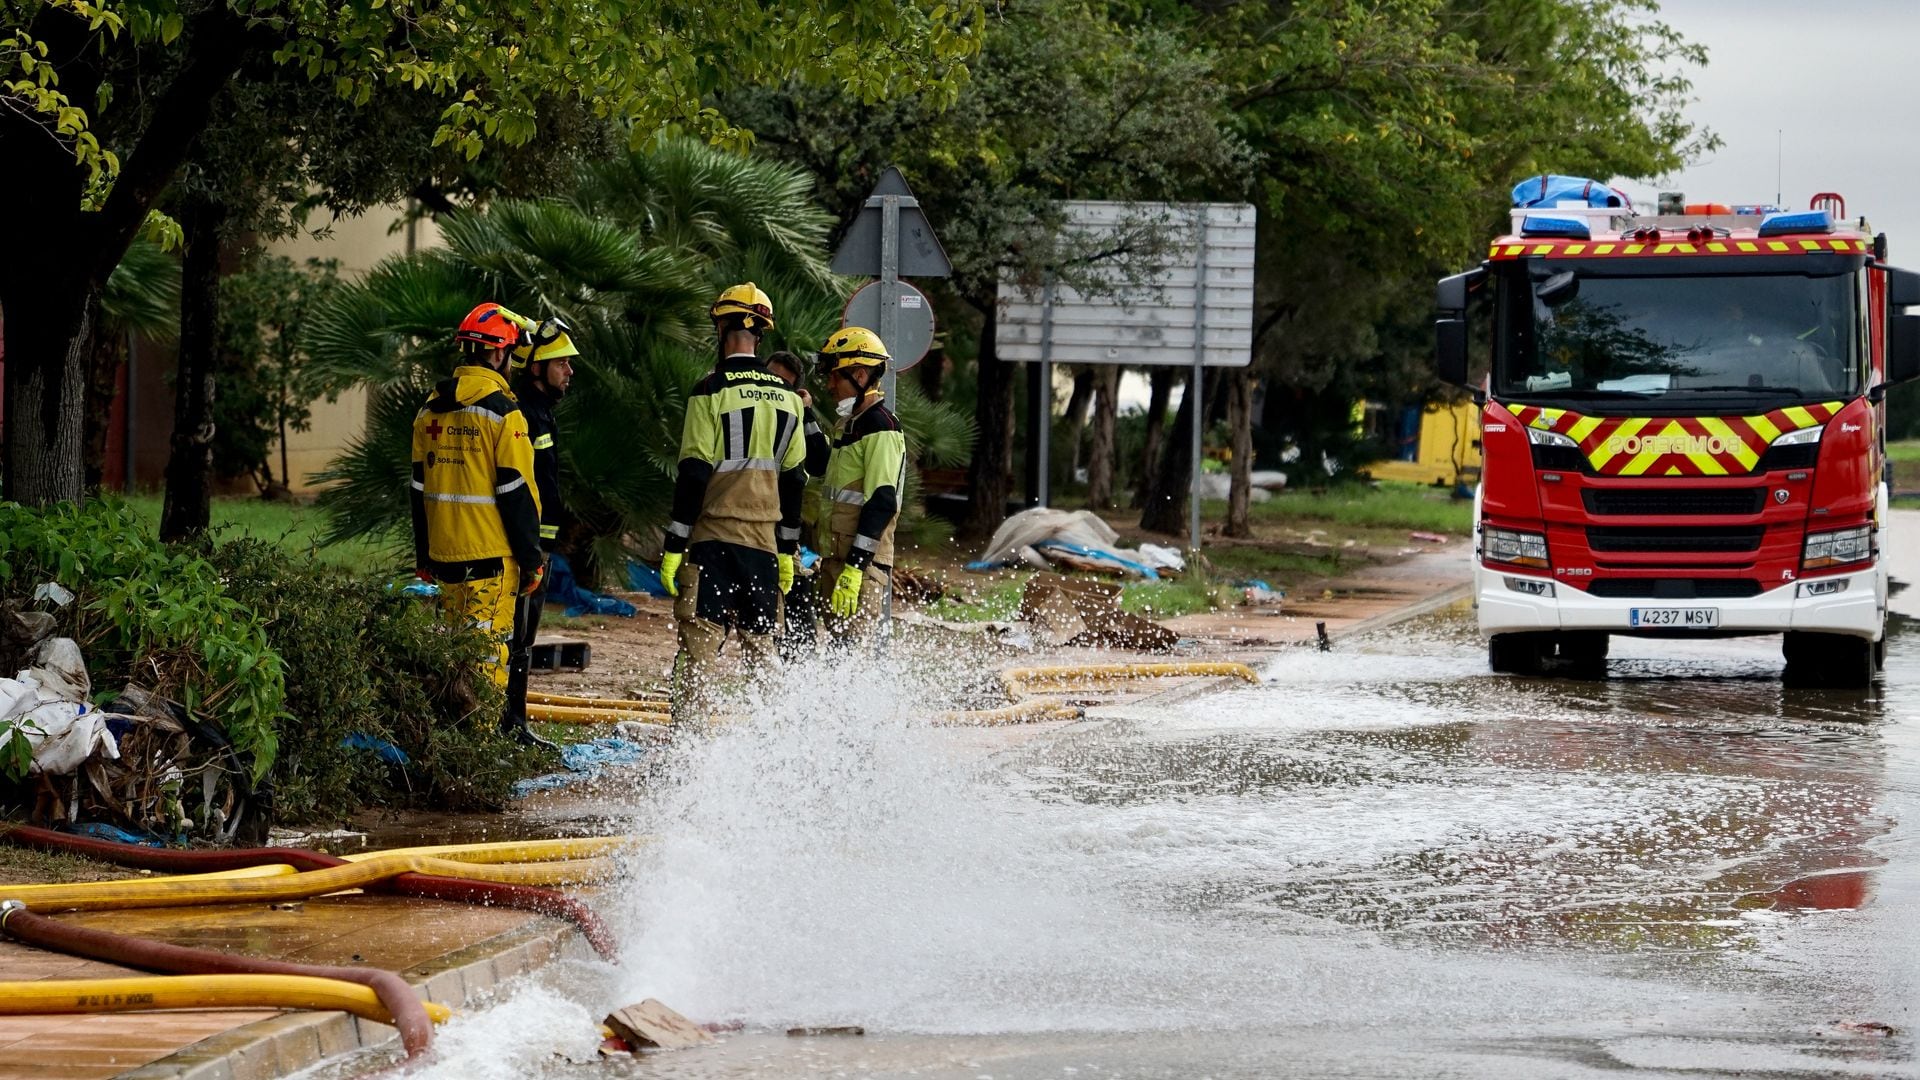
[666,354,808,555]
[516,379,565,550]
[409,365,543,576]
[820,396,907,569]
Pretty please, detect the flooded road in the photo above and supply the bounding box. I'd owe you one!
[385,518,1920,1080]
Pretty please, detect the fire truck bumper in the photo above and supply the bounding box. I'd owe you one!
[1475,565,1885,640]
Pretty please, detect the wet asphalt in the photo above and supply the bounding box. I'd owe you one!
[393,512,1920,1080]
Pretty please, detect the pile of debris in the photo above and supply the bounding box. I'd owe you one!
[0,606,265,845]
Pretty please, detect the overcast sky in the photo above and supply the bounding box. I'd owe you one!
[1621,0,1920,252]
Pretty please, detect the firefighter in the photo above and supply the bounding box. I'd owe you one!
[765,350,828,656]
[815,327,906,644]
[411,302,546,701]
[499,317,578,748]
[660,284,809,718]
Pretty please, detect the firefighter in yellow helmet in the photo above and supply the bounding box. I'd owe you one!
[815,326,906,643]
[498,318,579,748]
[660,284,809,718]
[411,302,546,702]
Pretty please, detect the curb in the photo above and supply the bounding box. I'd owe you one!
[114,916,593,1080]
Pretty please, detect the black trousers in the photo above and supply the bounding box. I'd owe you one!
[688,540,779,635]
[503,582,546,730]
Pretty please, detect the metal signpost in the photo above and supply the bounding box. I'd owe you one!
[996,201,1255,555]
[829,167,953,631]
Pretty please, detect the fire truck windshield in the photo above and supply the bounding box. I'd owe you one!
[1495,265,1860,404]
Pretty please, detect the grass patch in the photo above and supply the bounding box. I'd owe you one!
[0,846,125,886]
[1887,440,1920,463]
[926,579,1025,622]
[1202,545,1345,582]
[1117,578,1231,618]
[124,495,396,570]
[1224,481,1471,533]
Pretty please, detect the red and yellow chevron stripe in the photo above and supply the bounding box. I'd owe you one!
[1488,237,1869,260]
[1503,402,1843,476]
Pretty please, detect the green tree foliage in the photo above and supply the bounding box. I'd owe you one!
[723,0,1255,536]
[210,254,340,491]
[1,0,985,507]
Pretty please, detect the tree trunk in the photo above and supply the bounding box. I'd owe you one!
[1139,370,1220,537]
[1133,367,1175,508]
[0,3,250,506]
[1225,369,1254,539]
[1061,367,1095,481]
[1087,366,1119,510]
[160,204,224,541]
[916,341,946,401]
[1,279,95,506]
[963,302,1016,540]
[82,313,126,495]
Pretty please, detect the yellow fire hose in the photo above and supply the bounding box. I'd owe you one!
[934,701,1086,727]
[0,973,452,1025]
[526,691,671,712]
[1,850,619,913]
[529,703,671,725]
[1000,661,1260,698]
[339,836,632,864]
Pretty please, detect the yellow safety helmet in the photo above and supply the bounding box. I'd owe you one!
[816,326,891,375]
[709,283,775,333]
[512,317,581,369]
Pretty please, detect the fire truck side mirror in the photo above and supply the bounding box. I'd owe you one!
[1436,317,1471,388]
[1888,267,1920,309]
[1887,315,1920,389]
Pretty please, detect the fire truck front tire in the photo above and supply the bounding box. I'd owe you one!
[1781,631,1879,690]
[1489,632,1551,675]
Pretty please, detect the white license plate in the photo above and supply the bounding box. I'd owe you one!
[1629,607,1720,629]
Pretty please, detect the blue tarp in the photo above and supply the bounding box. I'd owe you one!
[341,731,410,766]
[1511,174,1629,210]
[512,736,650,797]
[547,554,635,617]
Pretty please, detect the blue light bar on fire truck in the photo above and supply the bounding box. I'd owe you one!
[1518,214,1592,240]
[1756,209,1834,237]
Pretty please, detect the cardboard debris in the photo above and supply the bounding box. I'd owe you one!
[1019,573,1177,651]
[603,999,715,1050]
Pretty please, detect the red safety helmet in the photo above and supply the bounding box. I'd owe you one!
[454,303,529,350]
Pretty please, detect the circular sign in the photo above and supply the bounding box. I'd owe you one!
[842,280,937,371]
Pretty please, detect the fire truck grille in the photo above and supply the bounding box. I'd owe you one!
[1585,525,1765,553]
[1582,488,1766,516]
[1585,578,1764,599]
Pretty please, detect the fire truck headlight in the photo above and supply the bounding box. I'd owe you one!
[1803,524,1873,569]
[1525,427,1578,448]
[1774,424,1825,447]
[1484,526,1550,569]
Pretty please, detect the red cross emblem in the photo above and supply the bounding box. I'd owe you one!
[425,420,444,440]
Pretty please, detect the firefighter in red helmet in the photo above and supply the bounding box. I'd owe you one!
[411,302,547,724]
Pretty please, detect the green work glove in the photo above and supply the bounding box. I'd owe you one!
[777,553,795,595]
[830,563,865,619]
[660,551,682,597]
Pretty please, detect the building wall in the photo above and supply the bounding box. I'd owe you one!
[268,208,440,493]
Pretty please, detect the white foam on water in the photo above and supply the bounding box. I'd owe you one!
[397,982,604,1079]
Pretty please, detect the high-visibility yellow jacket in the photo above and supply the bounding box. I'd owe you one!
[820,396,907,569]
[409,364,544,576]
[666,354,809,555]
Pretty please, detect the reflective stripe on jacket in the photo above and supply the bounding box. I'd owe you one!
[517,380,564,547]
[820,397,906,569]
[409,365,543,571]
[667,355,808,554]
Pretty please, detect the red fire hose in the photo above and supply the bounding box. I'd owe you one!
[0,900,437,1058]
[0,825,618,959]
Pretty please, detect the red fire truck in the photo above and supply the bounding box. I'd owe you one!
[1436,191,1920,686]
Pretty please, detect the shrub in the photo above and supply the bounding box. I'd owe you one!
[208,540,542,821]
[0,501,282,780]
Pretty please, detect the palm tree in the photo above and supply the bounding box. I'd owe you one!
[306,138,975,577]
